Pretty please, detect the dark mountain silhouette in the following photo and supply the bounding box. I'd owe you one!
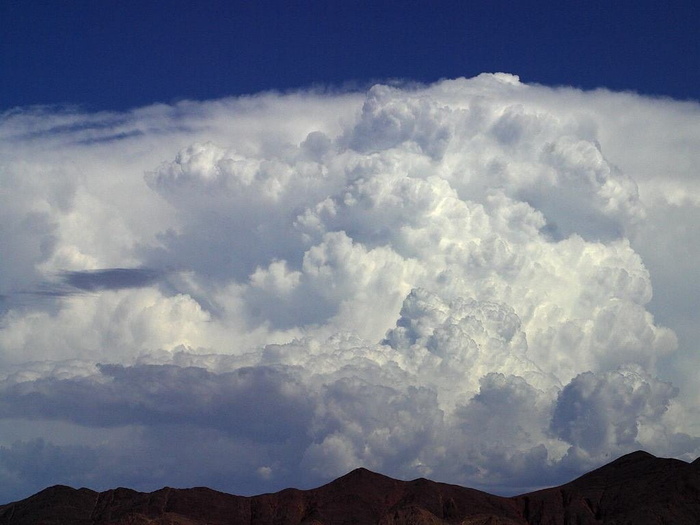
[514,450,700,524]
[1,451,698,524]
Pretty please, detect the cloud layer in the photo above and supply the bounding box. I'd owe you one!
[1,75,699,502]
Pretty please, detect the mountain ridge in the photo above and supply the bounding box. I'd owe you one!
[1,450,699,524]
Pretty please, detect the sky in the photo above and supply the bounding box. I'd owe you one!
[1,0,700,505]
[3,1,700,110]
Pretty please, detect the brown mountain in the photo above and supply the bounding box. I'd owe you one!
[0,451,698,524]
[515,450,700,524]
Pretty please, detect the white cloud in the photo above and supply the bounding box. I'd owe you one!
[0,76,699,502]
[0,289,211,365]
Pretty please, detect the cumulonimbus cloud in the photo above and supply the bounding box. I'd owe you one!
[1,74,699,502]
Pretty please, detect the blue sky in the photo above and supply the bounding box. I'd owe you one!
[2,1,699,111]
[1,0,700,505]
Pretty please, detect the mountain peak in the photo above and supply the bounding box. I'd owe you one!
[329,466,397,485]
[611,449,656,463]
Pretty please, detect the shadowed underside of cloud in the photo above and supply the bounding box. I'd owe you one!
[0,74,699,503]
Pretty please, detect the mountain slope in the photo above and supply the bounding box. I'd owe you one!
[516,451,700,524]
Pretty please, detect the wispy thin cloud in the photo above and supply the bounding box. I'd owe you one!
[59,268,163,292]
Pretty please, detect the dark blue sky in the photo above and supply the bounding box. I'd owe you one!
[2,0,699,111]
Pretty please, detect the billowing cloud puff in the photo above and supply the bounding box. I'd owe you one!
[0,288,211,365]
[1,75,699,502]
[551,366,680,454]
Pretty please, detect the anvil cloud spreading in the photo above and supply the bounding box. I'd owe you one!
[1,75,699,502]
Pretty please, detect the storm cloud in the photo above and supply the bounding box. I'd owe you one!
[1,75,699,502]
